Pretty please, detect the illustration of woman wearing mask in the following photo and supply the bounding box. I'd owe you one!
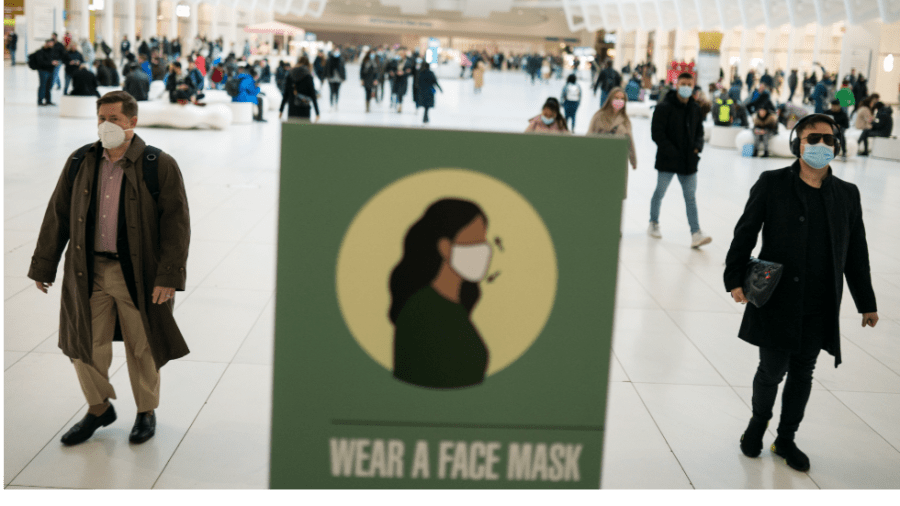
[389,199,493,389]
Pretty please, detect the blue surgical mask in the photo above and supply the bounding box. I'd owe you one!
[541,115,555,125]
[802,143,834,170]
[678,86,693,98]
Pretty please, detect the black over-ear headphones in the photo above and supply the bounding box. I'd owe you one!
[789,113,842,158]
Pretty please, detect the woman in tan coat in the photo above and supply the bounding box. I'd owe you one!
[587,86,637,197]
[472,60,485,94]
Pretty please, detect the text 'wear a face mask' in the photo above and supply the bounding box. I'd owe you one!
[450,243,493,283]
[98,121,133,149]
[541,115,555,125]
[678,86,693,99]
[802,142,835,170]
[611,99,625,111]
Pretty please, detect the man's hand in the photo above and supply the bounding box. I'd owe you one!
[152,286,176,304]
[35,281,53,293]
[730,287,748,304]
[694,148,699,154]
[862,312,879,328]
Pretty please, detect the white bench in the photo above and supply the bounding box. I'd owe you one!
[59,95,99,118]
[227,102,254,124]
[709,125,743,149]
[871,136,900,161]
[628,100,655,118]
[139,101,232,130]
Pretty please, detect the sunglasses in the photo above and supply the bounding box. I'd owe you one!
[802,133,836,146]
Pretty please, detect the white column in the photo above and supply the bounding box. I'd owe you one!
[811,24,823,70]
[210,3,219,40]
[633,28,646,65]
[739,27,749,87]
[267,9,274,49]
[762,28,773,75]
[146,0,158,39]
[229,6,237,53]
[188,2,198,43]
[80,0,90,40]
[127,0,137,48]
[673,28,684,63]
[169,2,179,40]
[104,1,115,47]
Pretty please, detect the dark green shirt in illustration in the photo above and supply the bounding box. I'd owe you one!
[393,286,489,389]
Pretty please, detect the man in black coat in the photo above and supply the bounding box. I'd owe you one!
[787,69,798,102]
[120,36,131,67]
[123,63,150,101]
[70,64,101,98]
[594,59,621,107]
[745,83,774,115]
[31,40,60,105]
[50,32,69,90]
[823,99,849,159]
[648,72,712,248]
[724,114,879,473]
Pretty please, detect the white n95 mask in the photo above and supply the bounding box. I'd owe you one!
[450,243,493,283]
[98,121,133,149]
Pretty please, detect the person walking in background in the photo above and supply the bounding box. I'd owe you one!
[594,59,621,108]
[7,32,18,66]
[324,47,346,112]
[751,107,778,157]
[30,39,60,106]
[811,73,832,113]
[648,72,711,248]
[49,33,69,91]
[313,50,326,89]
[120,36,130,67]
[787,69,798,102]
[525,97,569,133]
[63,43,84,95]
[858,102,893,156]
[725,114,878,474]
[279,55,320,122]
[360,49,379,113]
[472,60,486,94]
[823,99,849,160]
[587,86,637,197]
[560,74,583,132]
[746,68,756,96]
[29,91,192,447]
[416,62,442,124]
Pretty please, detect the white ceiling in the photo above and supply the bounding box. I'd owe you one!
[194,0,900,32]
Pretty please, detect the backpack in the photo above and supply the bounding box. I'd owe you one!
[564,83,581,102]
[211,68,223,83]
[68,143,162,203]
[225,76,241,97]
[27,50,41,70]
[715,97,734,125]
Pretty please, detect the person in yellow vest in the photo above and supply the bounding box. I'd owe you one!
[713,91,736,126]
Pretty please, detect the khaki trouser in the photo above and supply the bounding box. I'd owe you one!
[73,256,160,413]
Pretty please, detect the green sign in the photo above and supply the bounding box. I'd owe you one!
[270,123,628,489]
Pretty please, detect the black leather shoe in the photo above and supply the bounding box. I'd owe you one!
[740,418,768,458]
[61,403,117,445]
[129,411,156,444]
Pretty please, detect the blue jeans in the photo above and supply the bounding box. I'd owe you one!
[64,73,72,94]
[600,89,609,108]
[563,100,580,131]
[52,65,62,88]
[38,70,53,104]
[650,171,700,234]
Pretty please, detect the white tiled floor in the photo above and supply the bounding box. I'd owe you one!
[4,61,900,489]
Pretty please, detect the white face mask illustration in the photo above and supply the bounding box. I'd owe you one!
[450,243,493,282]
[98,121,133,149]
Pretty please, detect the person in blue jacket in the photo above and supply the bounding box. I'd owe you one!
[232,66,266,122]
[811,73,832,113]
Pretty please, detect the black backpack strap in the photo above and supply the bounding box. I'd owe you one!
[142,145,162,202]
[68,143,96,185]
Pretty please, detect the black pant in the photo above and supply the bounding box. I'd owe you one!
[858,130,882,153]
[751,314,827,440]
[788,86,796,102]
[329,82,341,106]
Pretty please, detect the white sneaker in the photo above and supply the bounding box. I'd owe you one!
[691,231,712,248]
[648,222,662,239]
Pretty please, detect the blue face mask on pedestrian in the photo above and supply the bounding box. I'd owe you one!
[802,143,834,170]
[678,86,693,99]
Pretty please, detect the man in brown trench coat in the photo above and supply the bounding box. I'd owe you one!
[28,90,190,446]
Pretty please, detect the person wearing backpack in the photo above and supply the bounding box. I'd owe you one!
[279,55,320,122]
[230,66,266,122]
[28,90,191,447]
[30,39,60,106]
[560,74,582,131]
[713,92,736,126]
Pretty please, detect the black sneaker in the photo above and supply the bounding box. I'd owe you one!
[740,419,768,457]
[771,436,811,472]
[61,403,117,445]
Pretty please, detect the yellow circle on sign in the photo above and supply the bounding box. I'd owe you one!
[335,169,558,377]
